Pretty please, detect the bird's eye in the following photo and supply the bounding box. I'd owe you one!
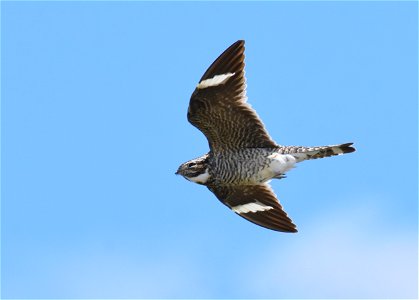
[187,162,194,167]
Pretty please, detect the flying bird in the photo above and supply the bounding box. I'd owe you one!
[176,40,355,232]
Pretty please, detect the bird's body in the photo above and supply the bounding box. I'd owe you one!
[176,40,355,232]
[210,148,286,185]
[187,148,283,185]
[187,144,354,186]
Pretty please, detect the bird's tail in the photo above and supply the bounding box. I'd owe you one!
[282,142,356,162]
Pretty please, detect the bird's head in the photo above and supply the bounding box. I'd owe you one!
[176,154,210,185]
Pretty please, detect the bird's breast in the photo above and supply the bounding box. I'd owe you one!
[210,149,282,184]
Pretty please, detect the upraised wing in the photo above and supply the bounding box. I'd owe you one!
[188,40,278,152]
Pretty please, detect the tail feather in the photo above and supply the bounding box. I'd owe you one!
[283,143,356,162]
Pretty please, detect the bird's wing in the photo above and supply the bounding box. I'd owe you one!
[188,40,278,152]
[208,183,297,232]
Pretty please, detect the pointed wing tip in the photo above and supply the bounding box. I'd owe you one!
[254,220,298,233]
[237,209,299,233]
[231,40,245,52]
[268,222,298,233]
[195,40,246,84]
[283,226,298,233]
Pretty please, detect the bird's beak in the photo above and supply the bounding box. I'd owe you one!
[175,170,180,175]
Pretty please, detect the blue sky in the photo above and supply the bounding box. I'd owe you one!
[1,1,417,299]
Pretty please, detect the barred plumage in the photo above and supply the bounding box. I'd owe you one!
[176,40,355,233]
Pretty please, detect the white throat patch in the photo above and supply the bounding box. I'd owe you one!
[197,73,235,89]
[188,168,210,184]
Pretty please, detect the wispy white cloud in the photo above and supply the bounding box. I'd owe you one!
[6,196,415,299]
[236,200,418,299]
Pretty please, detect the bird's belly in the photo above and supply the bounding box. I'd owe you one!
[257,153,297,182]
[213,152,297,184]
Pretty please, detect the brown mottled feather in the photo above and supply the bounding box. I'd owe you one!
[208,184,297,232]
[188,40,278,152]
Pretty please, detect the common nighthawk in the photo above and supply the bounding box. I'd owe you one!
[176,40,355,232]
